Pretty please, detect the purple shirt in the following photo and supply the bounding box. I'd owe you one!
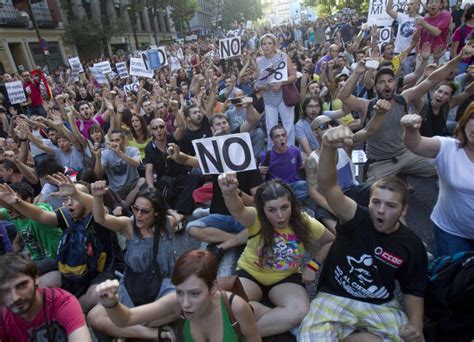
[260,145,302,184]
[75,114,106,140]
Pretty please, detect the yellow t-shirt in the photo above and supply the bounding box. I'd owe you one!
[237,208,326,286]
[128,137,151,160]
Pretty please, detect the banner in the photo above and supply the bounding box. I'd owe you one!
[367,0,409,27]
[192,133,256,175]
[5,81,26,105]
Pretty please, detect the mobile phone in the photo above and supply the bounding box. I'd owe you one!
[230,98,242,104]
[365,59,379,70]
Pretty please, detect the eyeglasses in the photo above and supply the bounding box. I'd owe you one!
[151,125,166,130]
[131,205,151,215]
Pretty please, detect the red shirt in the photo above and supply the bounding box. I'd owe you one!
[419,11,452,52]
[23,79,44,106]
[0,288,86,341]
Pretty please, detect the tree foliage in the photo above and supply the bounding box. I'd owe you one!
[59,0,127,59]
[222,0,262,26]
[304,0,369,17]
[170,0,199,34]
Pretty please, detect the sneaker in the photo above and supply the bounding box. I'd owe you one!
[192,207,210,219]
[206,243,224,262]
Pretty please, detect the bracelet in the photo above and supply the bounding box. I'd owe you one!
[19,139,28,142]
[307,259,321,272]
[103,301,119,309]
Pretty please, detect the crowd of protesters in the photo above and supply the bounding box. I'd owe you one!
[0,0,473,340]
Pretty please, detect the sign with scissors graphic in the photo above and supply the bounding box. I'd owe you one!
[257,54,288,85]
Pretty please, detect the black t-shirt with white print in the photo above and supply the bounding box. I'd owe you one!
[318,206,428,304]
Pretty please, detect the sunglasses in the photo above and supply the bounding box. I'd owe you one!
[151,125,166,130]
[131,205,151,215]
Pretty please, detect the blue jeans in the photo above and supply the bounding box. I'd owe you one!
[291,180,309,201]
[186,214,245,233]
[433,222,474,257]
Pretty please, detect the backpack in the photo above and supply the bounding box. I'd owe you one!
[424,251,474,341]
[56,208,107,283]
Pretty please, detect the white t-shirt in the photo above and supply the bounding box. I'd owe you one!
[431,137,474,239]
[395,13,417,54]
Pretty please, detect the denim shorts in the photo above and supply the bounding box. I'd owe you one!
[186,213,245,234]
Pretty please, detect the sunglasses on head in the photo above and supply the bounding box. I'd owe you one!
[131,205,151,215]
[151,125,166,130]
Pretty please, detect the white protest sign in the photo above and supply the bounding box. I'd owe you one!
[116,62,129,79]
[378,26,392,48]
[70,70,80,82]
[123,82,139,95]
[93,61,112,74]
[157,47,168,67]
[192,133,256,175]
[219,36,241,59]
[5,81,26,104]
[256,54,288,85]
[129,57,154,78]
[246,20,253,29]
[90,67,108,84]
[68,57,84,73]
[367,0,410,27]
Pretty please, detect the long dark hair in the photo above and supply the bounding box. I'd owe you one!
[130,114,150,140]
[132,187,168,240]
[254,180,317,266]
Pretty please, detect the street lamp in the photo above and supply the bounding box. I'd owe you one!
[17,1,51,72]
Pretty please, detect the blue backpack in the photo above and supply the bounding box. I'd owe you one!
[56,208,107,283]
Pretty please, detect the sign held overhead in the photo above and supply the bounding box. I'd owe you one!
[219,36,241,59]
[192,133,256,174]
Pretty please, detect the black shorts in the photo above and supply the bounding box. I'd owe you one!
[61,272,115,298]
[236,269,304,302]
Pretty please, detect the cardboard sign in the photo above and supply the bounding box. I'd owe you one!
[68,57,84,73]
[90,67,108,84]
[257,54,288,85]
[157,47,168,67]
[115,62,129,79]
[192,133,256,175]
[123,82,139,95]
[93,61,112,74]
[5,81,26,104]
[129,57,154,78]
[219,36,241,60]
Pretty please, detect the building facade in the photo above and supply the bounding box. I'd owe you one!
[0,0,176,74]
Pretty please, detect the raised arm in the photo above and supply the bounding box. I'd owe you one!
[239,97,261,133]
[217,172,256,227]
[90,181,131,235]
[402,44,474,109]
[352,99,391,144]
[0,184,58,226]
[401,114,441,158]
[385,0,398,20]
[317,126,358,224]
[337,60,370,117]
[166,143,199,168]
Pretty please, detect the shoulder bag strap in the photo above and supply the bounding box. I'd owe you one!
[220,291,242,342]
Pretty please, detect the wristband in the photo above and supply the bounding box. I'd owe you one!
[103,301,119,309]
[19,139,28,142]
[307,259,321,272]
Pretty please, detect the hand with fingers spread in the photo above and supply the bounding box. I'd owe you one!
[46,173,78,198]
[14,121,29,141]
[217,172,240,194]
[91,180,108,197]
[0,183,21,206]
[96,279,120,309]
[322,126,354,148]
[374,99,392,115]
[166,143,180,160]
[400,114,423,130]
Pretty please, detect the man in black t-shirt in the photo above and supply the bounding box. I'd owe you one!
[167,111,262,255]
[177,104,213,156]
[299,125,427,342]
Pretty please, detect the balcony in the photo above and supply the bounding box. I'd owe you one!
[0,4,57,28]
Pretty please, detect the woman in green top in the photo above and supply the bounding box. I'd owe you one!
[96,249,261,342]
[128,114,151,160]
